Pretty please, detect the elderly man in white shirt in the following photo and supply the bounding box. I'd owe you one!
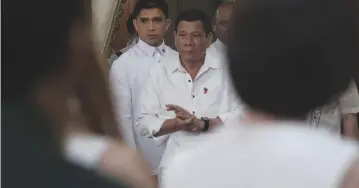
[110,0,177,176]
[136,9,241,179]
[207,1,233,58]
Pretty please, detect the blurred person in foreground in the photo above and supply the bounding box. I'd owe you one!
[162,0,359,188]
[2,1,154,188]
[308,80,359,139]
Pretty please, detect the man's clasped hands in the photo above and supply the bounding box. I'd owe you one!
[165,104,205,132]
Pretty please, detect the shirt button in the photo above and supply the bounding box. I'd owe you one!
[192,95,195,98]
[192,111,195,114]
[188,80,191,82]
[157,60,160,63]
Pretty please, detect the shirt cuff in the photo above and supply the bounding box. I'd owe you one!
[218,112,231,123]
[218,109,244,125]
[140,117,170,147]
[341,107,359,115]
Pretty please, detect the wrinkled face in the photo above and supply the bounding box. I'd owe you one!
[214,4,233,44]
[133,8,169,47]
[175,20,211,62]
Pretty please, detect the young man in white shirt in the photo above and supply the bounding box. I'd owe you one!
[207,1,233,58]
[110,0,177,176]
[162,0,359,187]
[136,9,241,179]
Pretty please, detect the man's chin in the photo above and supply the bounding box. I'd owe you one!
[145,39,162,46]
[180,55,203,62]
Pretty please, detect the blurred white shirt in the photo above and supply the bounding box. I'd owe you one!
[308,81,359,134]
[162,121,359,188]
[136,53,242,174]
[65,134,109,170]
[207,39,226,59]
[110,38,177,174]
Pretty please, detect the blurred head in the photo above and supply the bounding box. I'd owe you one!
[228,0,359,119]
[214,2,233,44]
[3,0,120,144]
[174,9,213,62]
[133,0,170,47]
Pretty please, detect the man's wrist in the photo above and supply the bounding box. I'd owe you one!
[197,118,205,131]
[171,118,184,131]
[200,117,210,132]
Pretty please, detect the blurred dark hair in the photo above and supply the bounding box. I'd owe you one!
[174,9,213,36]
[132,0,169,19]
[227,0,359,119]
[3,0,120,144]
[3,1,86,101]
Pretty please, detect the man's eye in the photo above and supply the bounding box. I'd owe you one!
[154,18,163,23]
[140,19,148,23]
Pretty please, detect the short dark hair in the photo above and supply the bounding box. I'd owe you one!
[174,9,213,36]
[127,11,136,35]
[132,0,169,19]
[227,0,359,119]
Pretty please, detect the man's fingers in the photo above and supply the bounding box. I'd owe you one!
[184,115,195,124]
[165,104,177,111]
[166,104,185,112]
[176,113,189,120]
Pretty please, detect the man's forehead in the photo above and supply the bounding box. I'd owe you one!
[177,21,204,32]
[216,3,233,19]
[138,8,165,18]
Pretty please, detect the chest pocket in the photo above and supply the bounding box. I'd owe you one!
[193,71,224,118]
[197,71,224,105]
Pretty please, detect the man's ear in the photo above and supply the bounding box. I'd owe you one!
[173,31,178,49]
[165,19,171,31]
[133,19,138,32]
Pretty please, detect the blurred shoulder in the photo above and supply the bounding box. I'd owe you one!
[99,140,156,188]
[111,48,140,71]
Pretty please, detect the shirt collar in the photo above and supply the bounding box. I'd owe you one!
[136,38,167,57]
[166,53,220,74]
[213,39,226,52]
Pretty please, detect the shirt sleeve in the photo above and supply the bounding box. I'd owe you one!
[217,75,244,124]
[136,69,170,146]
[110,58,137,149]
[339,80,359,114]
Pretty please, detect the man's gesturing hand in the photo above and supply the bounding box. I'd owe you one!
[166,104,204,132]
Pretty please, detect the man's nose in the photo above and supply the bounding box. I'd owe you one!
[184,36,194,46]
[148,21,155,31]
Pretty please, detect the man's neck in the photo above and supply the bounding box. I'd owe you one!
[180,57,204,69]
[216,38,226,48]
[180,56,205,79]
[139,38,163,48]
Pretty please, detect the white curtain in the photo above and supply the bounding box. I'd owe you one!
[92,0,123,56]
